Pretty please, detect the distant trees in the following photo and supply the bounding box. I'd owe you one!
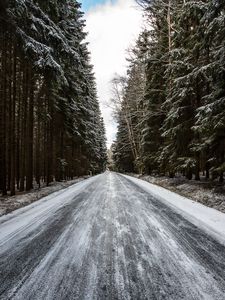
[111,43,146,173]
[113,0,225,181]
[0,0,106,196]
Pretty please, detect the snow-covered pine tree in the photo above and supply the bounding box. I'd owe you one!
[160,0,208,180]
[113,0,225,182]
[0,0,106,196]
[138,1,169,175]
[194,1,225,182]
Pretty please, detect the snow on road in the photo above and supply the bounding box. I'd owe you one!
[0,172,225,299]
[122,174,225,246]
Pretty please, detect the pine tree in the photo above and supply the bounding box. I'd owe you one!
[0,0,106,196]
[194,1,225,182]
[112,0,225,182]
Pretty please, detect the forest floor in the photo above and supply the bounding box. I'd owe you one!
[0,177,89,217]
[129,174,225,213]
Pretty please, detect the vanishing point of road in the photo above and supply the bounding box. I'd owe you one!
[0,172,225,299]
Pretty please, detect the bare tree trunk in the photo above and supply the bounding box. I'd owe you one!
[16,59,21,190]
[10,40,16,195]
[7,35,12,191]
[20,63,28,191]
[46,86,54,186]
[0,23,7,195]
[35,95,41,188]
[26,67,34,191]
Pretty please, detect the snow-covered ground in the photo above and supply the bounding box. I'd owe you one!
[129,174,225,213]
[123,174,225,246]
[0,177,89,217]
[0,175,99,234]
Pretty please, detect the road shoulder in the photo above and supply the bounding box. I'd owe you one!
[122,173,225,246]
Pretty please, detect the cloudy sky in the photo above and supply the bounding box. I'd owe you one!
[80,0,143,147]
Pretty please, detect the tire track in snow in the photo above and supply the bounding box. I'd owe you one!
[0,172,225,299]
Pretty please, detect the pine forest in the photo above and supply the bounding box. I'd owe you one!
[0,0,107,196]
[113,0,225,182]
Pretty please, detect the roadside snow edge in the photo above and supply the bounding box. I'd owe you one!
[122,174,225,246]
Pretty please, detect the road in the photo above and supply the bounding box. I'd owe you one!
[0,172,225,300]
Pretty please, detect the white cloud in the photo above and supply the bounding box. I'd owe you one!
[85,0,143,148]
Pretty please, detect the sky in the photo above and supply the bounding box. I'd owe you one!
[80,0,143,148]
[81,0,115,11]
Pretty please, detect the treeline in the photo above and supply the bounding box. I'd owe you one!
[113,0,225,181]
[0,0,107,196]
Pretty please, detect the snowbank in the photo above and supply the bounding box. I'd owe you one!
[128,174,225,213]
[0,175,99,229]
[0,177,90,217]
[122,174,225,246]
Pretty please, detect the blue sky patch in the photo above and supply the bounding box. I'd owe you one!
[81,0,113,12]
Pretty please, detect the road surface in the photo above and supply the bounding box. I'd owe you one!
[0,172,225,299]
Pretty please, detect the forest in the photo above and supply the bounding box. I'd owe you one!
[0,0,107,196]
[113,0,225,182]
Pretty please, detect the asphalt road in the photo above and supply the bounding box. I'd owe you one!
[0,172,225,300]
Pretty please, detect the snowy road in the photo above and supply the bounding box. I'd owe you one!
[0,172,225,300]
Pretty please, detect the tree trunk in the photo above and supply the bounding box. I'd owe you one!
[26,68,34,191]
[195,154,200,181]
[35,98,41,188]
[10,40,16,196]
[0,24,7,195]
[19,64,28,191]
[219,172,223,183]
[186,169,192,180]
[205,162,210,180]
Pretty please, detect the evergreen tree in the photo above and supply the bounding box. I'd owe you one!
[113,0,225,182]
[160,1,208,179]
[194,1,225,182]
[0,0,106,196]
